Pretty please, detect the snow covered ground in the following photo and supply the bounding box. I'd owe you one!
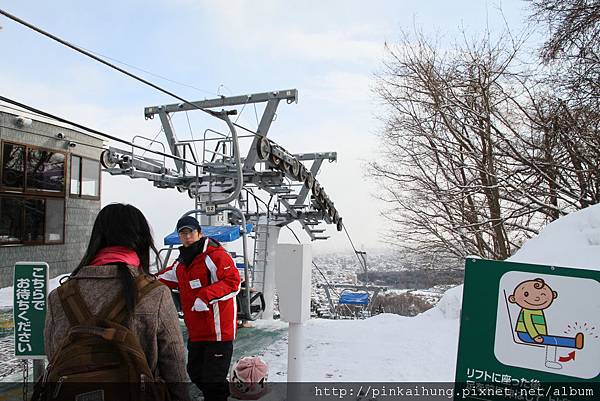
[0,204,598,384]
[257,203,600,382]
[258,310,460,382]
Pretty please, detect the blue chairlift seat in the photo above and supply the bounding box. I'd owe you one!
[163,224,254,245]
[339,291,370,305]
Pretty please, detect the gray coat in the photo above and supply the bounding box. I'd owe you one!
[44,265,190,401]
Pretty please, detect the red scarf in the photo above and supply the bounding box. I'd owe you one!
[89,246,141,268]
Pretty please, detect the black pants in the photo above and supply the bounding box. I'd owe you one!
[187,341,234,401]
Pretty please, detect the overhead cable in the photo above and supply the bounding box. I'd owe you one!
[0,95,194,165]
[0,8,258,136]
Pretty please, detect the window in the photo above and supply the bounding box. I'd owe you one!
[1,142,65,196]
[0,197,22,243]
[2,143,25,189]
[0,141,67,246]
[24,198,45,243]
[70,155,80,196]
[0,196,63,245]
[82,158,100,197]
[70,155,100,199]
[26,149,65,192]
[45,198,64,243]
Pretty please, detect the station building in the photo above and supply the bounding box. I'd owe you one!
[0,110,103,286]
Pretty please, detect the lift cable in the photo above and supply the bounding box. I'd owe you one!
[77,46,218,97]
[286,226,338,289]
[0,8,260,137]
[285,226,355,315]
[243,188,271,218]
[79,46,218,96]
[140,125,165,158]
[342,223,367,273]
[184,111,200,164]
[0,95,196,166]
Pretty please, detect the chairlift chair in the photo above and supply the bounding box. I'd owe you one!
[338,289,370,319]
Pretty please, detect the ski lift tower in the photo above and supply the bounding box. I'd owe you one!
[102,89,343,319]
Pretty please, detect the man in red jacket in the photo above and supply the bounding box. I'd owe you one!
[158,215,241,401]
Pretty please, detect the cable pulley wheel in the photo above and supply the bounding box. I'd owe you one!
[298,165,308,182]
[305,172,314,190]
[285,158,300,178]
[329,207,338,222]
[312,182,321,197]
[269,153,282,168]
[326,200,333,215]
[257,137,271,161]
[100,149,116,169]
[318,192,328,208]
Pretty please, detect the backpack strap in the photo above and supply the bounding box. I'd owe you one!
[99,275,164,324]
[57,280,94,326]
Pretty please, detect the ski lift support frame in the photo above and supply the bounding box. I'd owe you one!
[98,89,347,321]
[123,88,344,240]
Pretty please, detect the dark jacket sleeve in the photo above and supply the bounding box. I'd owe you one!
[155,286,191,401]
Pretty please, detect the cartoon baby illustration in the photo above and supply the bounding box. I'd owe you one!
[508,278,584,350]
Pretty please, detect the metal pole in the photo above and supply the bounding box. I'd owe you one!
[215,206,251,317]
[213,112,243,206]
[287,322,304,382]
[33,359,44,382]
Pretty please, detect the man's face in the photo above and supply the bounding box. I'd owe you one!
[510,280,557,310]
[178,228,202,247]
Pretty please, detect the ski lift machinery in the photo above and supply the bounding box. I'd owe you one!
[100,89,344,321]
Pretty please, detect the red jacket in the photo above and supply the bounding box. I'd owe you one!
[157,238,240,342]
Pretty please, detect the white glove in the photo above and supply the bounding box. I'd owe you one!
[192,298,209,312]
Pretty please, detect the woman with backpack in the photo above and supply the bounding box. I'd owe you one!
[39,203,190,401]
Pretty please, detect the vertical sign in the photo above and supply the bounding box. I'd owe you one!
[13,262,48,359]
[455,259,600,400]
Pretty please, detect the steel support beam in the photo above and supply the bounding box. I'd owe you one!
[158,109,184,172]
[243,98,280,171]
[293,152,337,162]
[144,89,298,117]
[295,159,324,206]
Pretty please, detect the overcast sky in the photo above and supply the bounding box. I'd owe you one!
[0,0,533,254]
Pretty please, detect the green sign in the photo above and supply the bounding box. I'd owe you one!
[13,262,48,359]
[455,259,600,400]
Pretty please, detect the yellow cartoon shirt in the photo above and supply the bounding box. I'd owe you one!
[516,309,547,337]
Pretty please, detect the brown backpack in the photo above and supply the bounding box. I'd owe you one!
[33,274,170,401]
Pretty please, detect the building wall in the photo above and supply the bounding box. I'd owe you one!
[0,111,104,287]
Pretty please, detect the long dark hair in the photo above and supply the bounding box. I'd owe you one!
[73,203,159,314]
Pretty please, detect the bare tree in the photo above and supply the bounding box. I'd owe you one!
[371,5,600,262]
[371,31,543,260]
[526,0,600,208]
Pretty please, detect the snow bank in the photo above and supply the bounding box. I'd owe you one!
[509,204,600,270]
[433,285,463,319]
[429,203,600,320]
